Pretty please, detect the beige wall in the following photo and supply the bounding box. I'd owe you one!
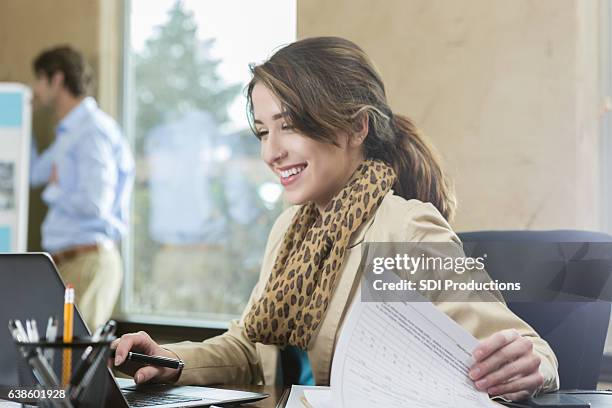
[298,0,604,232]
[0,0,121,116]
[0,0,121,250]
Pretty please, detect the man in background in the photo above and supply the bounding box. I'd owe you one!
[29,45,134,330]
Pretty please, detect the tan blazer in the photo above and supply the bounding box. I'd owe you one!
[165,192,560,393]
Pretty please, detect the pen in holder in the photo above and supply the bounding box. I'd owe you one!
[13,335,115,408]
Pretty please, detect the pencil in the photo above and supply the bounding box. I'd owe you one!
[62,284,74,387]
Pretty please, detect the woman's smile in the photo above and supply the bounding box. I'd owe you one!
[277,163,308,187]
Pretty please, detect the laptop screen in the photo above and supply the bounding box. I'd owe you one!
[0,253,89,386]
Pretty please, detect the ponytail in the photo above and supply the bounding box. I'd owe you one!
[366,113,456,221]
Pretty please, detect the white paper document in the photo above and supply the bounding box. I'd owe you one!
[331,299,498,407]
[288,295,500,407]
[285,385,331,408]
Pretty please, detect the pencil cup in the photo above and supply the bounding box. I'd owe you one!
[13,335,115,408]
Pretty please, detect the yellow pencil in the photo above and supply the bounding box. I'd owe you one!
[62,284,74,387]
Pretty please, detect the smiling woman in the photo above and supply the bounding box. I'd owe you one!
[113,36,560,402]
[251,83,365,209]
[246,39,456,219]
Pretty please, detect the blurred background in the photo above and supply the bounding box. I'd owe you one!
[1,0,611,379]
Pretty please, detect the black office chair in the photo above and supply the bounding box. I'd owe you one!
[458,230,612,390]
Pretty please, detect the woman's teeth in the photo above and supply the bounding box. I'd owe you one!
[281,166,306,178]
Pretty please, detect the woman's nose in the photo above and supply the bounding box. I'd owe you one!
[262,133,287,165]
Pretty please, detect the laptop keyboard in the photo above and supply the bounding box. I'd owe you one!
[123,391,204,407]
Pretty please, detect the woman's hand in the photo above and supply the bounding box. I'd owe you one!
[111,331,182,384]
[469,329,544,401]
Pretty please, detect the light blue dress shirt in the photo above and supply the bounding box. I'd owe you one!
[30,97,134,252]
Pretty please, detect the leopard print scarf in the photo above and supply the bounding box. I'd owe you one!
[244,159,396,349]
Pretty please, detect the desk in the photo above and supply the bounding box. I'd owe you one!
[219,387,612,408]
[2,388,612,407]
[218,385,285,407]
[0,386,286,408]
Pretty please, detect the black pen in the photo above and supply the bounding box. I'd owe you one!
[110,349,184,370]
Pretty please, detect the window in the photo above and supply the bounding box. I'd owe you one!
[121,0,296,325]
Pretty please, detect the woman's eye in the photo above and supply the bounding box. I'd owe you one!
[255,130,269,139]
[281,123,293,131]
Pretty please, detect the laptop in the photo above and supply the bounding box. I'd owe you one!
[0,253,268,407]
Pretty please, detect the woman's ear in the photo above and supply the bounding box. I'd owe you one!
[350,113,369,147]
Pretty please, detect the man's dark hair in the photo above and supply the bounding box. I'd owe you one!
[32,46,94,97]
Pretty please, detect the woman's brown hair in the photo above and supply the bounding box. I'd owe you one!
[246,36,456,220]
